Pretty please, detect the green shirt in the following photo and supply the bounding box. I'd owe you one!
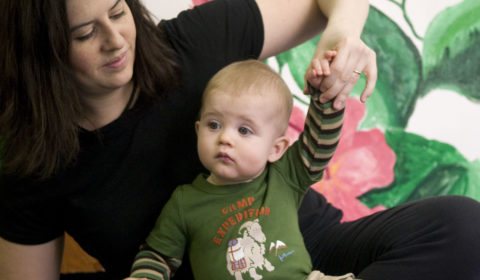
[147,141,314,280]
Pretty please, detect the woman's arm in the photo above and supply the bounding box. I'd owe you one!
[256,0,376,109]
[0,236,64,280]
[256,0,328,60]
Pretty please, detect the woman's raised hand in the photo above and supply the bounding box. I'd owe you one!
[304,36,377,110]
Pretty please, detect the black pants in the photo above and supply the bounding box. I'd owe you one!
[299,189,480,279]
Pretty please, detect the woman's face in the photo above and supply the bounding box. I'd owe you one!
[67,0,136,94]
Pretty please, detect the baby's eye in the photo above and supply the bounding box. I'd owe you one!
[208,121,220,130]
[238,127,252,135]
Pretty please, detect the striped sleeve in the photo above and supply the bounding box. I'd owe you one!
[130,245,182,280]
[300,84,344,177]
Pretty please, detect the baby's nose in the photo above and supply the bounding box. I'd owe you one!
[218,130,234,146]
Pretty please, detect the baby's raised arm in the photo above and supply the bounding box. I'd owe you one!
[299,81,344,180]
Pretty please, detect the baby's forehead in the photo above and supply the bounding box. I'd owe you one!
[202,86,291,121]
[205,86,282,103]
[203,93,270,116]
[203,91,278,114]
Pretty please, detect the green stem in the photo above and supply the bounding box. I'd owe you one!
[293,95,310,106]
[386,0,424,40]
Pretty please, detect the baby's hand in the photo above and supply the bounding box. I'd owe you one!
[303,50,337,96]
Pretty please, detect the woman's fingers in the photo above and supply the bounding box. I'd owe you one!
[320,70,362,109]
[303,36,377,109]
[359,50,377,102]
[313,38,376,108]
[303,50,337,94]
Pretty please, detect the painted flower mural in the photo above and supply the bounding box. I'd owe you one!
[310,98,395,222]
[287,99,395,222]
[285,106,306,143]
[312,98,395,221]
[191,0,211,7]
[275,0,480,218]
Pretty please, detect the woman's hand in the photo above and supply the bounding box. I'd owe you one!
[304,36,377,110]
[255,0,376,110]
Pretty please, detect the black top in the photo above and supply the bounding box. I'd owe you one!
[0,0,263,278]
[0,0,342,278]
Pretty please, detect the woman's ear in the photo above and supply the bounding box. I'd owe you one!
[267,136,290,163]
[195,121,200,135]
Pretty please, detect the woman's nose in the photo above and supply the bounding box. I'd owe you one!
[102,24,124,51]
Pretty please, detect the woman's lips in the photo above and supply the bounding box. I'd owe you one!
[104,52,127,69]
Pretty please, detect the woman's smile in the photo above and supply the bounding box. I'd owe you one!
[103,51,128,70]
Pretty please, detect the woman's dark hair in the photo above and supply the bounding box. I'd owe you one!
[0,0,179,179]
[127,0,179,100]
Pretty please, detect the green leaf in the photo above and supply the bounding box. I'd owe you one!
[358,6,422,130]
[275,6,422,130]
[359,129,480,208]
[407,163,480,201]
[422,0,480,101]
[276,35,320,90]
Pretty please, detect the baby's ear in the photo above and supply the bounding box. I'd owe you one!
[268,136,290,163]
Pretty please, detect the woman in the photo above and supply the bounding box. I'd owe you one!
[1,0,479,279]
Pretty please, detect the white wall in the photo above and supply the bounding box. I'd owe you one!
[141,0,191,22]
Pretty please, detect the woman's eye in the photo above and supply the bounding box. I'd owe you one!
[111,11,125,20]
[76,30,95,41]
[238,127,251,135]
[208,122,220,130]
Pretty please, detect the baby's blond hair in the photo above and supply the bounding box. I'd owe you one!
[201,60,293,134]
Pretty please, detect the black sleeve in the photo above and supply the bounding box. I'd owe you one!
[162,0,264,80]
[0,176,64,244]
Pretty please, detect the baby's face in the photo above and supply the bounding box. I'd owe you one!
[196,90,285,185]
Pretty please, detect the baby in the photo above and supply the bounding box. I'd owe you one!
[128,57,358,280]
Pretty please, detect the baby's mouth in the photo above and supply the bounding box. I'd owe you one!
[217,152,233,163]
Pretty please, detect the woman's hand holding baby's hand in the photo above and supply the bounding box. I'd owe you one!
[304,36,377,110]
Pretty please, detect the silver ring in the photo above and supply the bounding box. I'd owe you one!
[353,69,362,75]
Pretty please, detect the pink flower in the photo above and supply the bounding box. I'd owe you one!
[288,99,396,222]
[191,0,211,7]
[285,106,306,144]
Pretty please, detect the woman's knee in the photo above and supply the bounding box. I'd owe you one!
[427,195,480,223]
[421,195,480,242]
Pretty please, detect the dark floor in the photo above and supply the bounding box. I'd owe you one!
[60,273,109,280]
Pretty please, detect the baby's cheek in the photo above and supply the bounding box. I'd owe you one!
[244,152,265,171]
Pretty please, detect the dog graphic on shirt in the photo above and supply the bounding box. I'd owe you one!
[226,219,275,280]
